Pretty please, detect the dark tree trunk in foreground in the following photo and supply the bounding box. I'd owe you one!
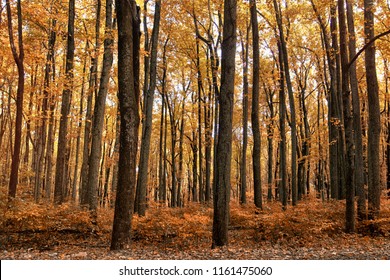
[212,0,237,248]
[250,0,262,209]
[6,0,24,200]
[111,0,140,250]
[54,0,75,205]
[364,0,381,220]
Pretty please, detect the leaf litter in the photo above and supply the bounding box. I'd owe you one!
[1,195,390,260]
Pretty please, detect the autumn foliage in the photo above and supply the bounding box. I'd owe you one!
[1,188,390,259]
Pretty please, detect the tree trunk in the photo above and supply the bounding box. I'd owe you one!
[54,0,75,205]
[212,0,237,248]
[346,0,366,220]
[273,0,297,206]
[239,24,249,205]
[250,0,262,209]
[80,0,101,206]
[338,0,355,233]
[6,0,24,201]
[111,0,140,250]
[87,0,114,212]
[364,0,381,220]
[135,0,161,216]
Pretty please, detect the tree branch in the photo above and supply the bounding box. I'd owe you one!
[348,28,390,69]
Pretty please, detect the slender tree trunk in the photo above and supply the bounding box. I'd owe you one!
[35,18,57,203]
[54,0,75,205]
[250,0,262,209]
[212,0,237,248]
[338,0,355,233]
[239,26,249,205]
[346,0,366,220]
[277,42,287,209]
[111,0,140,250]
[110,110,120,207]
[273,0,297,206]
[266,87,275,201]
[135,0,161,216]
[364,0,381,220]
[87,0,114,212]
[80,0,101,206]
[6,0,24,201]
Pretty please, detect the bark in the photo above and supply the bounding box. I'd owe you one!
[54,0,75,205]
[72,43,88,202]
[273,0,297,206]
[239,23,249,205]
[266,86,275,201]
[277,42,287,209]
[135,0,161,216]
[87,0,114,212]
[6,0,24,201]
[364,0,381,220]
[212,0,237,248]
[80,0,102,206]
[346,0,366,220]
[35,18,57,203]
[338,0,355,233]
[250,0,262,209]
[158,93,166,202]
[111,0,140,250]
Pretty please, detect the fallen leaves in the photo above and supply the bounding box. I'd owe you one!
[1,195,390,259]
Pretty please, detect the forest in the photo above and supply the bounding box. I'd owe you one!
[1,0,390,259]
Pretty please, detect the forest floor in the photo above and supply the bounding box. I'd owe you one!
[1,193,390,260]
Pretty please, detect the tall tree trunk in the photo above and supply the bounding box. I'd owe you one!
[364,0,381,220]
[111,0,140,250]
[87,0,114,212]
[338,0,355,233]
[72,49,87,203]
[277,42,287,209]
[266,87,275,201]
[273,0,298,206]
[239,25,249,205]
[110,110,120,207]
[346,0,366,220]
[35,18,57,203]
[6,0,24,201]
[135,0,161,216]
[250,0,262,209]
[80,0,101,206]
[54,0,75,205]
[212,0,237,248]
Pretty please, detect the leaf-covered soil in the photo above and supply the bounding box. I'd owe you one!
[1,195,390,260]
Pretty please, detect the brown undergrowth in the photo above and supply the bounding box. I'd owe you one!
[1,191,390,259]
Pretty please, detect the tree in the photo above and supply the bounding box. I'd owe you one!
[111,0,140,250]
[346,0,366,220]
[338,0,355,233]
[250,0,262,209]
[87,0,114,213]
[364,0,381,220]
[273,0,298,206]
[135,0,161,216]
[6,0,24,201]
[54,0,75,205]
[212,0,237,248]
